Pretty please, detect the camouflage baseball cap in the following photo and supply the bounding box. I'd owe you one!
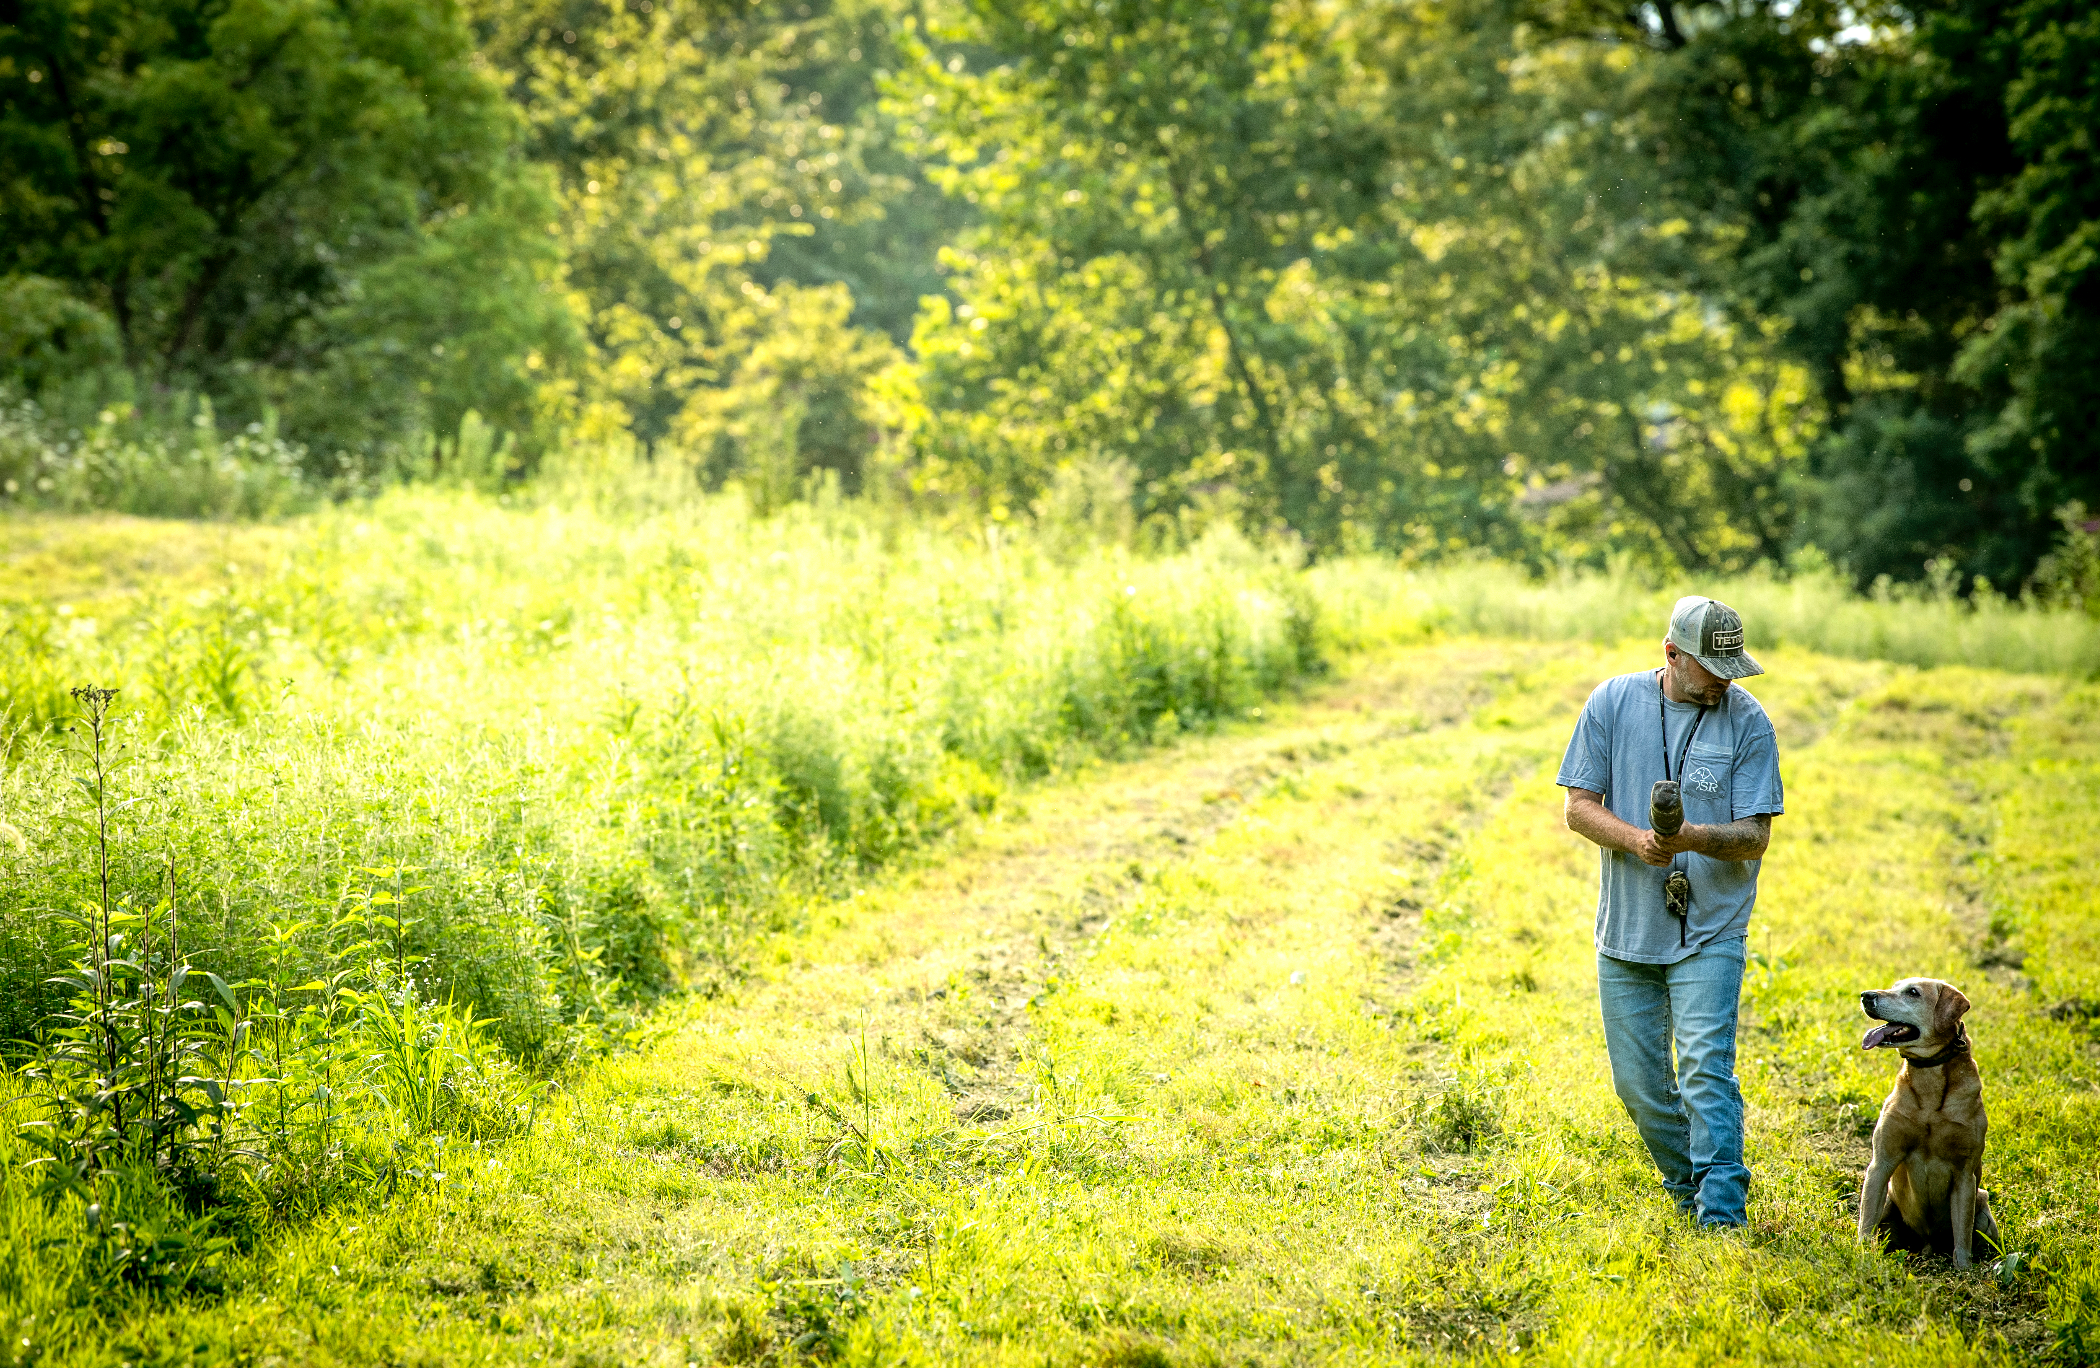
[1667,596,1764,680]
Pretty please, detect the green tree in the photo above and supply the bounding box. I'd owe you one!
[465,0,961,484]
[1573,0,2100,586]
[0,0,576,466]
[898,0,1815,568]
[901,0,1477,549]
[1953,0,2100,563]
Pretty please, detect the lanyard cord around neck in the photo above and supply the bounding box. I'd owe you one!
[1656,670,1710,782]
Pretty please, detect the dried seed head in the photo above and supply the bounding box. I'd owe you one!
[0,821,24,855]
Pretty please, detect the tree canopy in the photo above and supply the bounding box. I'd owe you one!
[2,0,2093,585]
[0,0,577,460]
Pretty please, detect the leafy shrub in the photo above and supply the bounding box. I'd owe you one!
[2034,502,2100,617]
[9,690,550,1289]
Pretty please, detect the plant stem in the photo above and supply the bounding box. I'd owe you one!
[167,854,180,1173]
[73,687,122,1143]
[92,699,110,1064]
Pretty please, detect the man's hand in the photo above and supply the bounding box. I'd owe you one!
[1630,826,1683,867]
[1566,790,1773,865]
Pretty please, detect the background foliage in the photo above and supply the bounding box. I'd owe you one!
[0,0,578,466]
[3,0,2096,581]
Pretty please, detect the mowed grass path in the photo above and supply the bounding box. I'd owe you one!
[67,643,2100,1366]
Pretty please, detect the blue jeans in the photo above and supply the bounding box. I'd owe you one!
[1597,940,1749,1226]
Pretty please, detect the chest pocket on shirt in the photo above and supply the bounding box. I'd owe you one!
[1683,742,1732,804]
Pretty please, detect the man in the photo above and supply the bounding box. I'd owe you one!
[1556,596,1785,1229]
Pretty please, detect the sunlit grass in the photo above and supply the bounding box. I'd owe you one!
[7,643,2090,1364]
[2,492,2096,1364]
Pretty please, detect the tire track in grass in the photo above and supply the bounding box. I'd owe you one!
[957,649,1602,1359]
[665,641,1524,1135]
[595,641,1572,1364]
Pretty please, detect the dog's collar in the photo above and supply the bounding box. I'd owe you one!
[1899,1024,1971,1071]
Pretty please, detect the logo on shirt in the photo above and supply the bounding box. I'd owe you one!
[1685,764,1722,797]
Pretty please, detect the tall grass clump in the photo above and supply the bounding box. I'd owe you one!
[0,487,1324,1076]
[1309,553,2100,677]
[4,682,541,1298]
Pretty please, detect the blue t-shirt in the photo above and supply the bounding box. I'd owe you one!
[1555,670,1785,964]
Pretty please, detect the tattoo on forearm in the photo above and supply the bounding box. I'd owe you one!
[1696,815,1771,861]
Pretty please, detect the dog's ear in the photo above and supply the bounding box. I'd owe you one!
[1933,982,1972,1036]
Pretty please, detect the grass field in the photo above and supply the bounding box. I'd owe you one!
[2,496,2098,1366]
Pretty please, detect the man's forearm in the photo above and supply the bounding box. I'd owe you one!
[1681,814,1772,862]
[1564,789,1641,855]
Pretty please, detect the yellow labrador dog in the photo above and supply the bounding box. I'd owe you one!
[1857,977,1998,1267]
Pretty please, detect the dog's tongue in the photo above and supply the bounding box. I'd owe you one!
[1862,1023,1901,1050]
